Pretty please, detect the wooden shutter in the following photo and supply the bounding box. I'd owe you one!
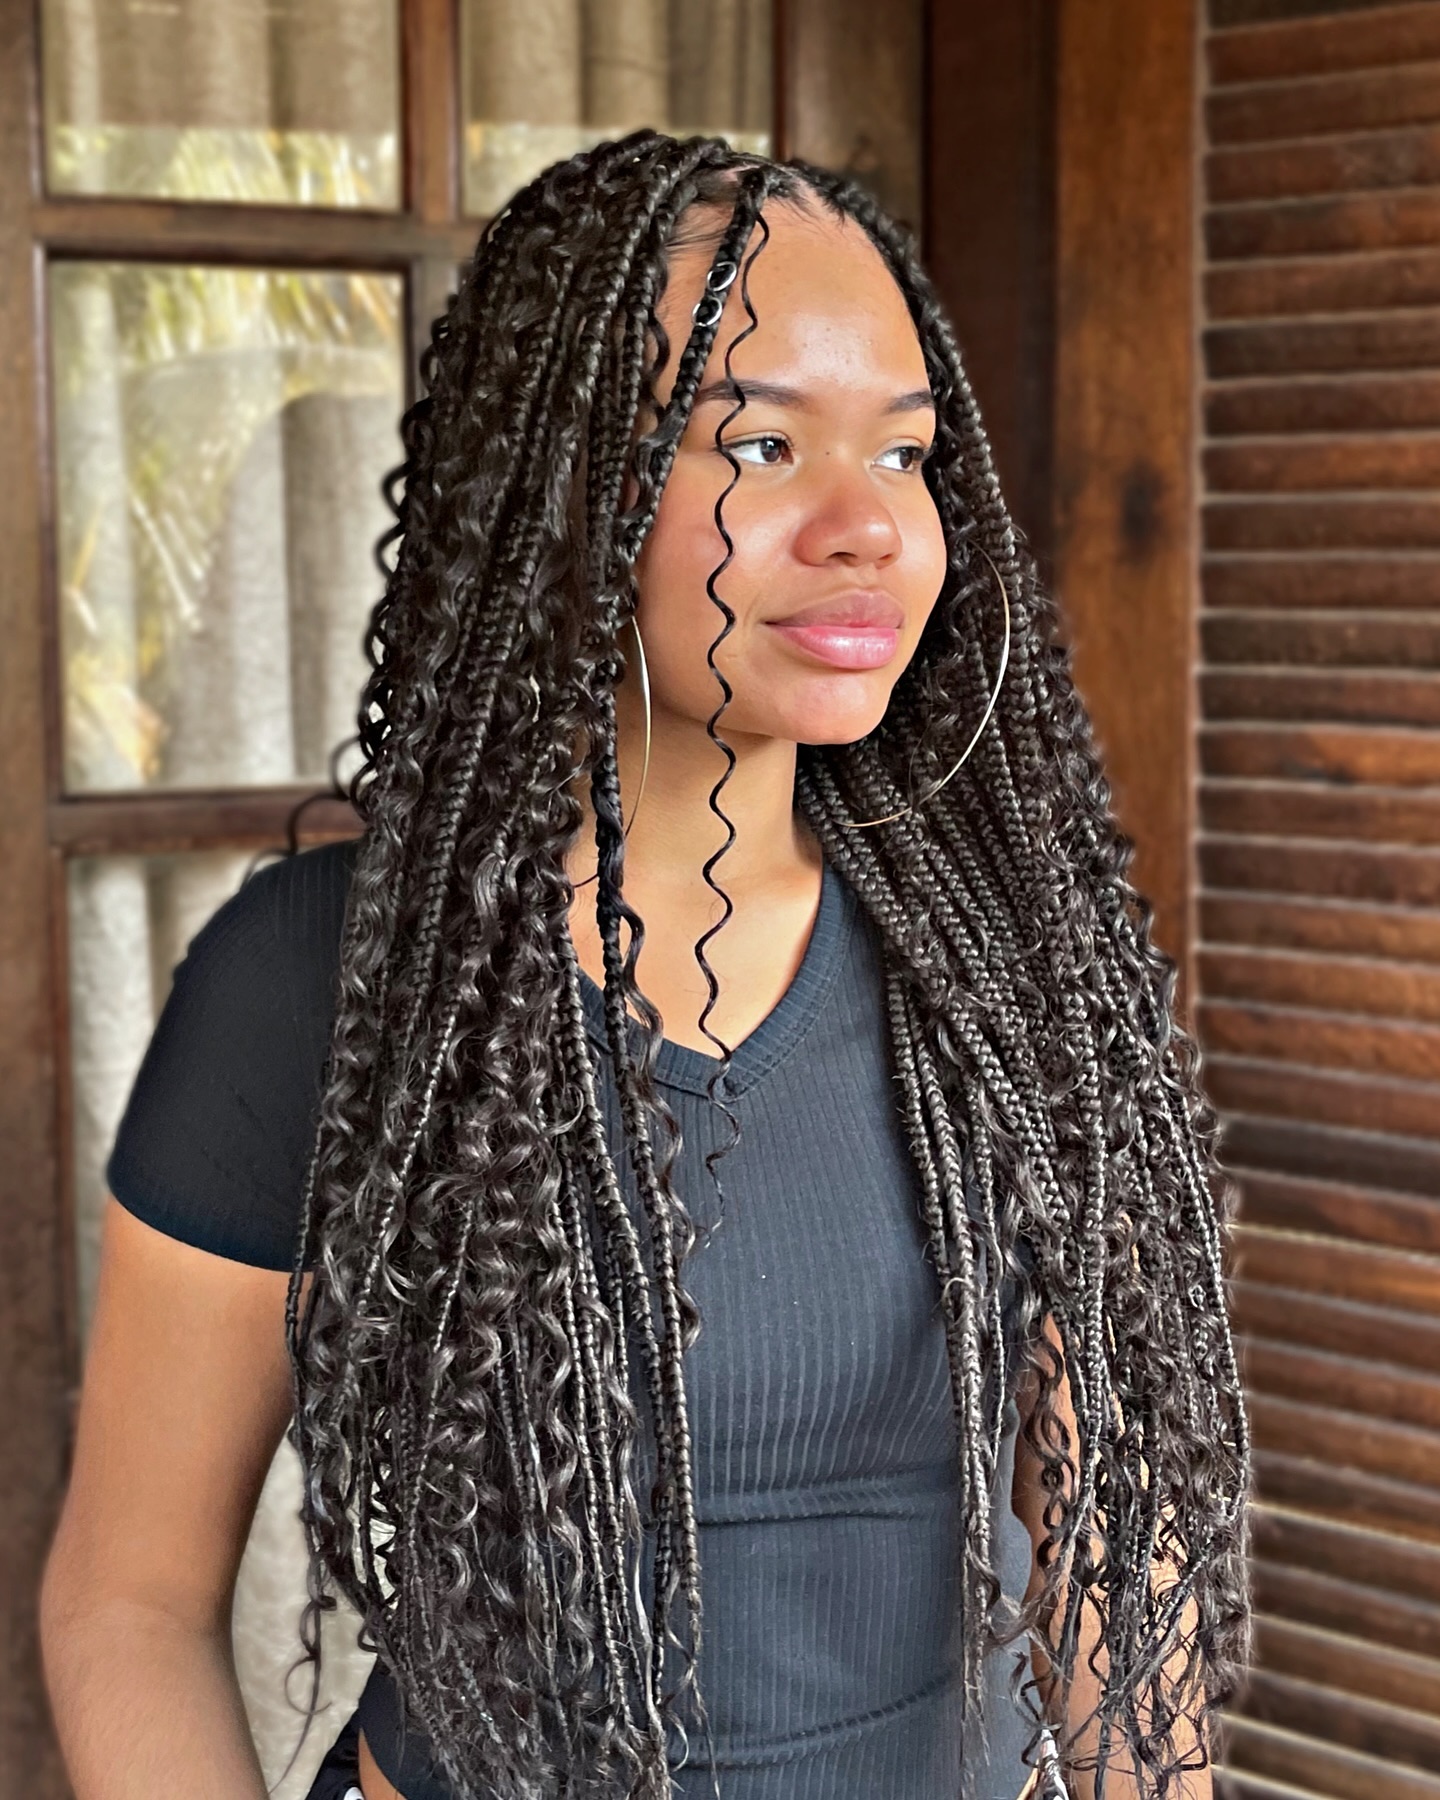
[1201,3,1440,1794]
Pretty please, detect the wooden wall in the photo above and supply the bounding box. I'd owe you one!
[1052,0,1201,989]
[933,0,1440,1791]
[1200,1,1440,1792]
[923,0,1056,558]
[929,0,1199,988]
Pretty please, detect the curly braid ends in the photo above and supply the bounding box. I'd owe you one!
[284,128,1249,1800]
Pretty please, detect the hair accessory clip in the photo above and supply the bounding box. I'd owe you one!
[692,256,741,329]
[692,291,725,329]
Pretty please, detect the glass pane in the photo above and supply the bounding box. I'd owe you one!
[50,262,403,793]
[67,850,373,1796]
[462,0,773,216]
[41,0,399,207]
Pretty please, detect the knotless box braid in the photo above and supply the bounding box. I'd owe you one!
[282,130,1249,1800]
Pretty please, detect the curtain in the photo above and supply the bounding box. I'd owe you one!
[51,260,402,794]
[42,0,399,206]
[464,0,772,214]
[52,252,399,1792]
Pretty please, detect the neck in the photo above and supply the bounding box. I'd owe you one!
[566,685,821,902]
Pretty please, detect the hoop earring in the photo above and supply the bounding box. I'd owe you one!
[848,543,1012,830]
[572,614,652,890]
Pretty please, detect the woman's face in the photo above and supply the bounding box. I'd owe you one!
[631,200,947,750]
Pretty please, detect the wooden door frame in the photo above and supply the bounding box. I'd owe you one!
[927,0,1200,1004]
[0,1,69,1792]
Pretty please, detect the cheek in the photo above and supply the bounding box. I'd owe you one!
[634,466,783,647]
[634,472,715,618]
[629,474,725,715]
[905,494,949,616]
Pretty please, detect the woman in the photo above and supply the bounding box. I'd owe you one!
[40,134,1250,1800]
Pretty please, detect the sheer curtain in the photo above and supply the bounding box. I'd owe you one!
[42,0,399,206]
[464,0,772,214]
[53,247,399,1794]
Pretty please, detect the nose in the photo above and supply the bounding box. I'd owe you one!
[792,458,904,569]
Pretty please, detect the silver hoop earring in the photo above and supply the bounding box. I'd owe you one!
[572,614,652,889]
[625,612,653,829]
[849,543,1013,830]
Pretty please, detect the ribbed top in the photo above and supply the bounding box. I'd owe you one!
[574,855,852,1099]
[356,857,1037,1799]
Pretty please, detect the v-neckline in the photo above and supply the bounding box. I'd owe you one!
[575,858,854,1098]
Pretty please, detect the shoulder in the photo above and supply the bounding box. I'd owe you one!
[169,837,360,1040]
[107,838,362,1271]
[181,836,358,981]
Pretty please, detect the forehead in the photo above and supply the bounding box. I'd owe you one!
[659,203,927,394]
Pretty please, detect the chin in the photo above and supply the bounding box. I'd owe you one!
[775,700,893,750]
[787,679,898,747]
[708,673,901,750]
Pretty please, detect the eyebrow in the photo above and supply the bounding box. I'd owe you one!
[692,377,936,416]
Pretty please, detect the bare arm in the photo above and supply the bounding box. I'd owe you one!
[40,1197,297,1799]
[1011,1316,1212,1800]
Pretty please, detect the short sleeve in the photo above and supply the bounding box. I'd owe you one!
[106,838,358,1270]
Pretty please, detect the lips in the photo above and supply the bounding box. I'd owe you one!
[765,592,904,671]
[769,591,905,630]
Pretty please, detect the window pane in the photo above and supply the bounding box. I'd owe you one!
[462,0,773,216]
[50,262,403,793]
[42,0,399,207]
[66,849,372,1797]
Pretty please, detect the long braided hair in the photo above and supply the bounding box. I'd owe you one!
[285,130,1250,1800]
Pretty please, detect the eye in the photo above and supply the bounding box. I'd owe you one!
[877,443,931,473]
[726,432,791,467]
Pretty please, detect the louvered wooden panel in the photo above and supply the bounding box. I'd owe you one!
[1202,4,1440,1794]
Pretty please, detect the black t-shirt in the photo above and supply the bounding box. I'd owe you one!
[109,840,357,1270]
[108,839,1037,1800]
